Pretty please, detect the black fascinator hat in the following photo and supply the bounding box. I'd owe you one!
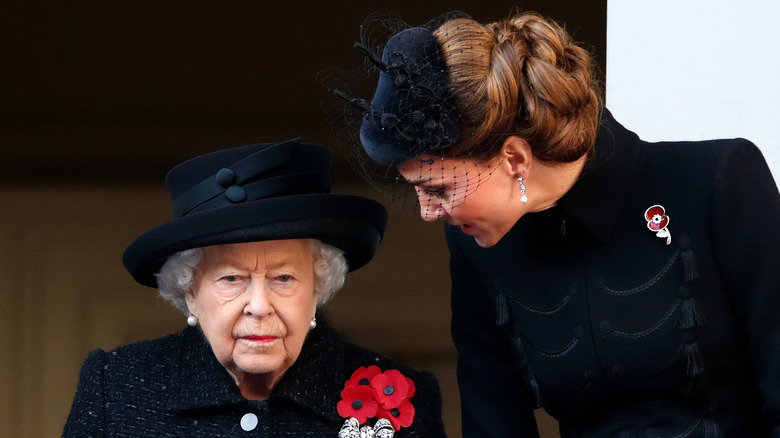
[356,27,461,166]
[321,12,475,197]
[123,138,388,288]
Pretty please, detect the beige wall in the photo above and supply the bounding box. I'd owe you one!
[0,186,180,437]
[0,184,558,437]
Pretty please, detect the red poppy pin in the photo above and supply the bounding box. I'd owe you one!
[645,204,671,245]
[337,366,416,437]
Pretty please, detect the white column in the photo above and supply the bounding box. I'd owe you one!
[606,0,780,179]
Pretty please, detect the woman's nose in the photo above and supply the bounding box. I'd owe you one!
[419,199,445,222]
[412,186,447,222]
[243,280,273,317]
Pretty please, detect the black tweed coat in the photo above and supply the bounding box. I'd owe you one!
[448,110,780,437]
[62,317,445,437]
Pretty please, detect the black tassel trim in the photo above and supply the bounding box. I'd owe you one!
[684,341,705,377]
[678,239,720,435]
[511,337,541,407]
[703,418,723,438]
[512,337,528,366]
[681,249,700,281]
[678,297,707,329]
[527,375,542,409]
[495,292,509,326]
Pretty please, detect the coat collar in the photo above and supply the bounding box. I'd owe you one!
[166,326,248,412]
[165,315,347,425]
[555,108,643,244]
[265,316,348,424]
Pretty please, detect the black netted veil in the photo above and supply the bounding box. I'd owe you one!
[320,12,500,214]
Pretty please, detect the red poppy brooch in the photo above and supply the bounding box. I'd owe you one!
[645,204,671,245]
[337,365,415,437]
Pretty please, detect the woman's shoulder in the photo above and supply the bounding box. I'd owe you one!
[96,327,187,357]
[644,135,762,165]
[78,327,192,379]
[639,136,769,187]
[343,338,437,385]
[311,320,438,385]
[300,320,443,407]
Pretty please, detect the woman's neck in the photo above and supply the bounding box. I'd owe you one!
[526,154,588,213]
[228,368,285,401]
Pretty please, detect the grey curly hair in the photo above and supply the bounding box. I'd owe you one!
[155,239,349,315]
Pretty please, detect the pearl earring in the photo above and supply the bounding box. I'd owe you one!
[187,314,198,327]
[518,177,528,203]
[309,317,317,330]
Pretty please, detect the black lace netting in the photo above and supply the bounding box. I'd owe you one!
[319,11,501,218]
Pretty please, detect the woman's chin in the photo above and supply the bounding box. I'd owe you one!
[472,231,500,248]
[232,354,287,377]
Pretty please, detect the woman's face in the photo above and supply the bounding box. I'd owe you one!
[186,239,317,394]
[397,155,524,248]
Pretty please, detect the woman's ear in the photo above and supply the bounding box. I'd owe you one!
[501,135,533,176]
[184,289,197,315]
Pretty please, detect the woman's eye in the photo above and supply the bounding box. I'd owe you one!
[423,186,446,198]
[221,275,241,283]
[275,274,293,283]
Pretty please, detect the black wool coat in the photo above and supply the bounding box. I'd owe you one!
[62,318,446,437]
[447,110,780,437]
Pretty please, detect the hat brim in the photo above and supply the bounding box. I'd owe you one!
[123,194,387,288]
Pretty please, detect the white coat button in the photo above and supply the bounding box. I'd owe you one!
[240,413,258,431]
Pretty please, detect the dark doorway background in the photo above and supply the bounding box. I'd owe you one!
[0,2,605,437]
[1,1,605,184]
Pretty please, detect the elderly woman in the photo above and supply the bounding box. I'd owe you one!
[62,138,446,437]
[330,10,780,438]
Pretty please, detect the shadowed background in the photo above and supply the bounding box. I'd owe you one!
[0,2,605,436]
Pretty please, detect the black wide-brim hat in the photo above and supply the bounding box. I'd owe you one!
[123,138,388,288]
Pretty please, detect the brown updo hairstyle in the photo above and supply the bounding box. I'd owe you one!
[433,12,603,163]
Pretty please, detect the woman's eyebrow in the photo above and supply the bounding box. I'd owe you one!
[265,257,305,270]
[402,175,432,185]
[209,260,250,273]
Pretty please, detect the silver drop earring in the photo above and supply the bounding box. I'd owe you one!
[187,314,198,327]
[309,317,317,330]
[518,177,528,203]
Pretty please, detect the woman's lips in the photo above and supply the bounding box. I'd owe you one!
[241,335,277,345]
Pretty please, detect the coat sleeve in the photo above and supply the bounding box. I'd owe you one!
[711,139,780,436]
[446,225,540,438]
[62,349,107,438]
